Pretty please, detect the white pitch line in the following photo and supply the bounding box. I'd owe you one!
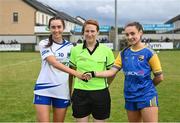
[0,59,40,69]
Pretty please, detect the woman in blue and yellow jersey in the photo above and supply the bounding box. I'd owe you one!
[69,19,115,122]
[85,22,164,122]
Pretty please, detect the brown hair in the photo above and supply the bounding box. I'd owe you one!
[82,19,99,34]
[46,16,65,47]
[48,16,65,29]
[124,22,143,32]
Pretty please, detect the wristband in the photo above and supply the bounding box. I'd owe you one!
[82,79,88,82]
[91,71,95,77]
[84,71,95,77]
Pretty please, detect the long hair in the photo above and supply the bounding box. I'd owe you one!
[46,16,65,47]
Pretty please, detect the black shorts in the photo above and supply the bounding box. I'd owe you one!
[71,88,111,120]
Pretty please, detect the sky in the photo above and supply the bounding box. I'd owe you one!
[38,0,180,27]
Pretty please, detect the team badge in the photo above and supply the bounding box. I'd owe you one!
[138,55,144,61]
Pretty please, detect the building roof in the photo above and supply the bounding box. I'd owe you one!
[165,14,180,24]
[48,7,83,25]
[23,0,54,15]
[76,16,86,24]
[23,0,82,25]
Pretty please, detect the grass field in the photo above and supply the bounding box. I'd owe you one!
[0,51,180,122]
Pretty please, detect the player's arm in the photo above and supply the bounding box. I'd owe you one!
[107,74,116,85]
[149,54,164,86]
[84,67,119,80]
[39,42,83,79]
[84,53,122,78]
[153,73,164,86]
[46,55,83,79]
[95,68,119,77]
[69,66,75,96]
[97,52,122,77]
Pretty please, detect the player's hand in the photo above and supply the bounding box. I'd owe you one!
[83,71,95,80]
[83,72,92,80]
[75,71,89,82]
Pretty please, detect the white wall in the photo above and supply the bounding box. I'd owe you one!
[35,13,79,33]
[174,20,180,29]
[36,11,52,25]
[64,21,77,32]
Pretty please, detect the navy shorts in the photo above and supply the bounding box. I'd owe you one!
[71,88,111,120]
[125,95,158,111]
[33,94,70,108]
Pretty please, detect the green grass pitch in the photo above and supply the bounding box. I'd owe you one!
[0,51,180,122]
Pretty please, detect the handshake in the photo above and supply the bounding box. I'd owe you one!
[81,71,96,82]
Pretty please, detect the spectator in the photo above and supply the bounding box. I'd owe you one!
[0,40,5,44]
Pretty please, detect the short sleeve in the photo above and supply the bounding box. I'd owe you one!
[39,41,53,60]
[149,53,162,74]
[112,52,122,70]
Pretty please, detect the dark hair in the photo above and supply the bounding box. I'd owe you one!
[46,16,65,47]
[124,22,143,32]
[82,19,99,34]
[48,16,65,29]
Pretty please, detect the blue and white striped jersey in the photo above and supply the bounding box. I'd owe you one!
[34,39,73,100]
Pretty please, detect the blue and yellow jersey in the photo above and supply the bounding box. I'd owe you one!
[113,46,162,102]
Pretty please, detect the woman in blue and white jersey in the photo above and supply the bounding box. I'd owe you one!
[34,16,84,122]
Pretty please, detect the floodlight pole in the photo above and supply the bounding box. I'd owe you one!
[114,0,119,51]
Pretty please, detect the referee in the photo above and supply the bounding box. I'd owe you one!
[69,19,115,122]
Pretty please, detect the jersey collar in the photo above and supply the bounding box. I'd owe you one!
[53,39,66,45]
[83,40,99,55]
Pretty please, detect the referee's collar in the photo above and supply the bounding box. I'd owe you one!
[82,40,99,49]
